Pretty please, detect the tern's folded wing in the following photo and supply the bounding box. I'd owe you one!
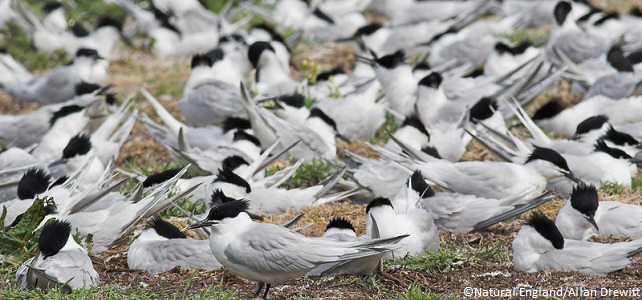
[128,238,221,274]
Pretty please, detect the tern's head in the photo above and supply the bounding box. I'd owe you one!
[247,41,275,68]
[417,72,442,89]
[188,200,262,228]
[190,54,214,69]
[49,105,84,127]
[572,115,609,140]
[95,16,123,32]
[409,171,434,199]
[375,50,405,69]
[143,168,181,188]
[222,155,250,173]
[525,212,564,250]
[39,219,73,258]
[324,217,357,238]
[601,127,639,147]
[219,34,246,46]
[569,184,599,231]
[277,93,306,109]
[233,130,261,148]
[18,167,52,200]
[147,216,186,239]
[312,7,334,24]
[532,98,566,121]
[62,134,92,159]
[401,115,430,139]
[593,12,620,27]
[525,146,575,181]
[366,197,393,214]
[222,117,251,133]
[326,217,355,232]
[71,23,90,37]
[316,67,345,82]
[469,97,498,123]
[607,45,634,72]
[43,2,63,14]
[250,23,290,52]
[593,140,632,160]
[210,189,236,207]
[205,48,225,64]
[494,41,532,56]
[75,48,104,61]
[309,107,338,132]
[354,23,383,38]
[420,146,442,159]
[214,168,251,193]
[74,81,102,96]
[553,1,572,26]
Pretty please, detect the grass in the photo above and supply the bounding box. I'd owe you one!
[397,284,458,300]
[0,23,70,70]
[391,241,511,274]
[601,176,642,196]
[369,112,399,145]
[0,282,240,300]
[501,27,550,44]
[161,196,207,218]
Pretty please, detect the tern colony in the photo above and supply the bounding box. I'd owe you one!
[1,0,642,298]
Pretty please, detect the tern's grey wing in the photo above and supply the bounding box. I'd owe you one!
[438,36,497,67]
[15,257,33,290]
[259,110,331,160]
[584,73,641,100]
[180,80,244,127]
[596,202,642,239]
[128,238,221,274]
[227,228,336,272]
[0,114,49,147]
[239,85,279,149]
[353,160,409,199]
[424,193,508,233]
[432,162,544,201]
[534,248,597,273]
[31,68,78,103]
[36,251,99,289]
[551,33,608,64]
[222,224,379,279]
[306,253,384,276]
[27,266,73,294]
[560,240,639,275]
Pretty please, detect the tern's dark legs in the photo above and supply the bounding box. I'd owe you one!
[253,282,265,298]
[262,284,271,299]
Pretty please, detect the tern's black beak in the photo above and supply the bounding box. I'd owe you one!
[585,215,599,231]
[565,172,583,184]
[570,134,581,141]
[336,132,351,143]
[334,35,356,44]
[187,220,217,230]
[247,212,265,222]
[49,158,68,168]
[355,54,376,66]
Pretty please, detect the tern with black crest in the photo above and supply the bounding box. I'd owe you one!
[188,200,406,299]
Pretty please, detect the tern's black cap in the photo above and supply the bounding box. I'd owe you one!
[526,212,564,249]
[17,168,51,200]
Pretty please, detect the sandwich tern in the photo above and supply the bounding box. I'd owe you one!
[188,199,406,299]
[127,216,221,273]
[16,219,99,292]
[513,211,642,275]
